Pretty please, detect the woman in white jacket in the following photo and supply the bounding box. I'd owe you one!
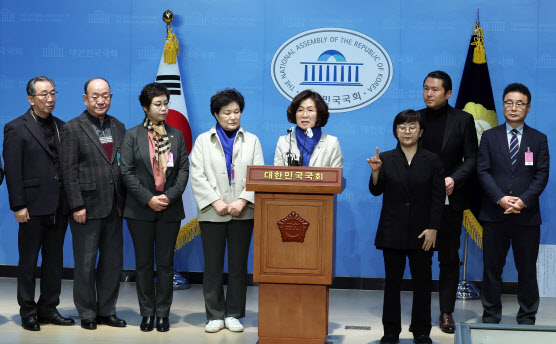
[274,89,343,167]
[190,89,264,333]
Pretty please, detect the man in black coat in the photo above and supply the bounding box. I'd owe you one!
[477,83,549,325]
[3,76,74,331]
[418,71,478,333]
[60,77,126,330]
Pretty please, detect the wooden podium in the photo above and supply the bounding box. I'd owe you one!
[246,165,344,344]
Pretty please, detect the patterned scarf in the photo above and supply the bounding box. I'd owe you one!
[143,116,171,181]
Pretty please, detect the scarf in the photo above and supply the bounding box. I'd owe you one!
[215,123,238,185]
[143,116,171,181]
[296,125,322,167]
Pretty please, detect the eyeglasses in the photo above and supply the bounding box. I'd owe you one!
[504,101,529,109]
[296,108,316,115]
[33,91,57,99]
[88,93,111,102]
[397,125,419,133]
[152,102,169,108]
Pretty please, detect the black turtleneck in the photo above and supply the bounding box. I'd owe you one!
[35,113,60,169]
[422,103,450,154]
[223,128,238,138]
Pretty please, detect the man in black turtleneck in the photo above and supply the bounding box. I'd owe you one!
[3,76,74,331]
[419,71,478,334]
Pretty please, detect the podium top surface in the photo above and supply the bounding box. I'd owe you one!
[246,165,344,194]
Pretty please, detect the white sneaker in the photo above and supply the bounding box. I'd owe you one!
[225,317,244,332]
[205,319,224,333]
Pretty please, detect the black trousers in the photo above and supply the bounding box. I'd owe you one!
[436,206,463,314]
[17,212,68,318]
[127,217,180,317]
[382,248,433,337]
[200,220,253,320]
[481,220,540,325]
[70,205,123,320]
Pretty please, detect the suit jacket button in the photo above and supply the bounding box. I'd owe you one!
[405,202,410,206]
[110,180,113,184]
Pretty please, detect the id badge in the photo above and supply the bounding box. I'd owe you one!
[525,149,533,166]
[117,152,121,167]
[231,168,235,185]
[167,152,174,167]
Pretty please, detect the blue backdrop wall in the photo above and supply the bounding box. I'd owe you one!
[1,0,555,283]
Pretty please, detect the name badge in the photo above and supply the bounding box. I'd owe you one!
[231,168,235,185]
[117,152,121,167]
[525,149,533,166]
[167,152,174,167]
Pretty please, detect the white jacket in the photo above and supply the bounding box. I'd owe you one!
[190,126,264,222]
[274,131,343,167]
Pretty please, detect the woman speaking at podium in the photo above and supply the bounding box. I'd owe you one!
[274,89,343,167]
[367,110,444,344]
[190,89,264,334]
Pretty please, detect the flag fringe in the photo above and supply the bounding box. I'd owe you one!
[163,27,179,64]
[463,209,483,249]
[175,217,200,251]
[471,24,486,64]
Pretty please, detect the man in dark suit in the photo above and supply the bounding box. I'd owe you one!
[419,71,478,333]
[477,83,549,325]
[3,76,74,331]
[60,77,127,330]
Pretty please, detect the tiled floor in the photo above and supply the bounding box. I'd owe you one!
[1,277,555,344]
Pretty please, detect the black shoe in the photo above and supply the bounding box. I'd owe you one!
[156,316,170,332]
[380,334,399,344]
[38,311,75,326]
[81,318,97,330]
[414,334,432,344]
[140,316,155,332]
[22,315,40,331]
[97,314,127,327]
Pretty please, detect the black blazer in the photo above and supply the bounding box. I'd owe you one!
[477,123,549,225]
[370,145,445,250]
[120,123,189,222]
[60,111,126,219]
[419,105,478,211]
[3,109,67,215]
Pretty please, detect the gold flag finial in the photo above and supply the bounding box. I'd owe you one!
[163,10,174,25]
[162,10,179,64]
[471,9,486,64]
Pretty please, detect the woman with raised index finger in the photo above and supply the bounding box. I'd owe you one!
[368,110,445,344]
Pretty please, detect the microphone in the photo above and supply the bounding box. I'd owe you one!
[286,127,301,166]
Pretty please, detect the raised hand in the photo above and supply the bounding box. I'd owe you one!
[367,147,382,171]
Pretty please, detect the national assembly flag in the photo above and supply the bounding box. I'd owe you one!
[455,21,498,249]
[155,27,200,253]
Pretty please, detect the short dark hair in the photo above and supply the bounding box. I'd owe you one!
[83,77,111,94]
[424,70,452,92]
[286,89,330,128]
[26,76,55,96]
[392,109,425,140]
[139,82,171,109]
[503,83,531,104]
[210,88,245,116]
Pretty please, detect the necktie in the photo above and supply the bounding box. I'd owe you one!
[509,129,519,166]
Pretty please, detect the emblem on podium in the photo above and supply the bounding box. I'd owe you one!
[277,211,310,243]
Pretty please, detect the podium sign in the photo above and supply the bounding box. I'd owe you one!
[247,166,343,344]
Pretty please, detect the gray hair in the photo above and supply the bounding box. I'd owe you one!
[26,76,55,96]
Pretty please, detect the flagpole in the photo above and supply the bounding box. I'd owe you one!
[160,9,192,291]
[456,10,490,300]
[457,231,480,299]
